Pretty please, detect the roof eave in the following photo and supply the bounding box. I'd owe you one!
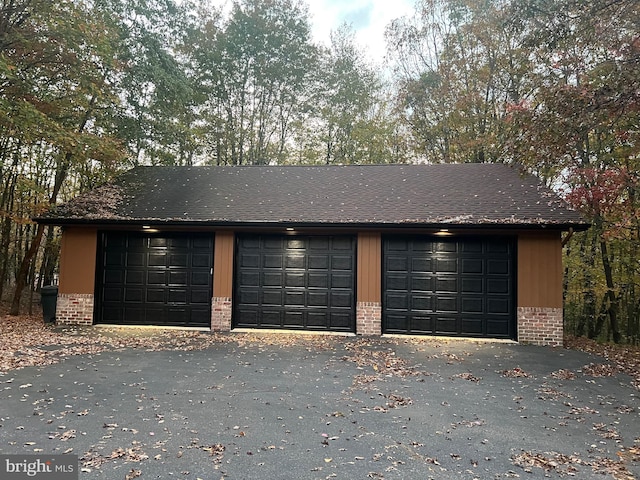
[34,217,591,232]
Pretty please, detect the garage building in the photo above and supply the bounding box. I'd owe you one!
[37,164,589,346]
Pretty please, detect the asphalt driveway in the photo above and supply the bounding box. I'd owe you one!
[0,334,638,479]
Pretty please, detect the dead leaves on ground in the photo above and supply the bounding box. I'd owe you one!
[513,449,637,479]
[566,335,640,389]
[342,339,428,379]
[0,312,233,374]
[81,444,148,470]
[501,367,530,378]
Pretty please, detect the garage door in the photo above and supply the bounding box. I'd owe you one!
[234,235,355,332]
[96,232,213,327]
[383,237,515,339]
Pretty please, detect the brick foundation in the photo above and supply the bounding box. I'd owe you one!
[356,302,381,335]
[212,297,232,331]
[56,293,94,326]
[517,307,563,347]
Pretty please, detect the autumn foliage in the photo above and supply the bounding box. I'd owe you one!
[1,0,639,343]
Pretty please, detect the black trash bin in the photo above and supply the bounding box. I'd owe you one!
[41,285,58,324]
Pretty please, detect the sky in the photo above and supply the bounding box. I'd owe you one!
[306,0,416,64]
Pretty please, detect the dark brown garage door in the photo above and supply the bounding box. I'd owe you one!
[234,235,355,332]
[96,232,213,327]
[383,237,515,339]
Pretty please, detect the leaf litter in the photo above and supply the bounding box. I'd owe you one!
[3,306,640,478]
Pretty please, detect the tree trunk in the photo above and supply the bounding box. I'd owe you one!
[9,157,70,315]
[600,238,622,343]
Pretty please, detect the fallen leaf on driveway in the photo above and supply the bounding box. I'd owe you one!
[501,367,530,378]
[125,469,141,480]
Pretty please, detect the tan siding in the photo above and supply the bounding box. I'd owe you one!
[59,228,97,294]
[517,233,563,308]
[357,232,381,303]
[213,231,234,298]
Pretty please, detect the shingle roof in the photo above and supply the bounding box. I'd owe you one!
[38,164,589,230]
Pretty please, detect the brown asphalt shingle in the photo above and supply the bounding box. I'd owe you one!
[38,164,589,229]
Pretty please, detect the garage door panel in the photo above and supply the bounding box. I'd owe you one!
[435,242,457,253]
[261,310,282,326]
[126,253,144,266]
[241,254,260,268]
[105,270,124,284]
[329,312,351,328]
[285,290,305,306]
[487,242,509,253]
[169,289,187,304]
[145,289,164,303]
[102,306,123,323]
[150,252,169,266]
[487,259,510,274]
[461,277,483,293]
[435,316,458,334]
[385,314,409,332]
[435,258,457,273]
[487,318,511,335]
[234,235,355,332]
[411,258,432,272]
[435,277,457,292]
[387,275,408,291]
[125,288,145,302]
[263,254,283,268]
[411,295,432,311]
[462,258,483,274]
[104,287,124,302]
[308,255,329,269]
[285,273,305,287]
[331,256,352,270]
[284,311,303,326]
[410,276,431,291]
[461,297,483,313]
[309,237,330,250]
[191,271,210,286]
[97,232,213,327]
[330,292,352,307]
[264,237,283,249]
[236,309,258,325]
[436,297,458,312]
[239,290,259,305]
[487,278,509,294]
[309,273,329,288]
[462,241,483,253]
[383,236,515,339]
[307,312,328,327]
[285,255,305,269]
[387,257,408,271]
[488,297,511,314]
[106,252,125,266]
[411,316,435,333]
[461,317,484,334]
[330,274,351,288]
[240,272,259,287]
[169,271,188,285]
[386,293,408,310]
[263,272,282,286]
[308,291,328,306]
[262,290,282,305]
[149,237,168,248]
[169,253,188,267]
[192,253,212,267]
[147,271,166,285]
[191,289,211,304]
